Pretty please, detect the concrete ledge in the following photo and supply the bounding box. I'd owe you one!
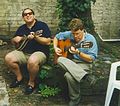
[98,34,120,42]
[0,76,9,105]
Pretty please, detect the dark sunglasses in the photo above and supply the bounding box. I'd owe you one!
[23,12,33,16]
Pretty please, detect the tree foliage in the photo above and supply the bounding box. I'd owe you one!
[56,0,96,33]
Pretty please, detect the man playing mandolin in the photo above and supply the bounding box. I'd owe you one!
[53,18,98,106]
[5,8,51,94]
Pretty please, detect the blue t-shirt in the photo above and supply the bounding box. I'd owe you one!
[56,31,98,61]
[15,20,51,57]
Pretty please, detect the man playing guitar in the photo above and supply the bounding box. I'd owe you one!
[5,8,51,94]
[53,18,98,106]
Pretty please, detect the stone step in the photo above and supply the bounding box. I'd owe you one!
[0,76,9,106]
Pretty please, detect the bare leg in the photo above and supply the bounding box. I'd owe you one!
[24,52,46,94]
[27,58,40,88]
[27,52,46,88]
[5,52,22,81]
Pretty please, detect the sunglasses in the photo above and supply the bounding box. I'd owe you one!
[23,12,33,16]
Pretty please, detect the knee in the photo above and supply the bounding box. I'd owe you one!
[5,53,13,64]
[27,59,38,67]
[64,72,73,81]
[58,57,66,64]
[57,57,68,70]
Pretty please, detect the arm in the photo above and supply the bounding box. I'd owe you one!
[11,36,24,46]
[27,32,51,45]
[53,37,58,49]
[69,47,93,63]
[53,37,62,56]
[34,36,51,45]
[33,22,51,45]
[78,51,93,62]
[70,33,98,63]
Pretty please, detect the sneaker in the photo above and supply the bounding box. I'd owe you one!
[24,85,34,95]
[9,79,22,88]
[85,74,97,86]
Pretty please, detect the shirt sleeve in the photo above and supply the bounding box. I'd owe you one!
[87,36,98,60]
[56,31,72,40]
[74,34,98,61]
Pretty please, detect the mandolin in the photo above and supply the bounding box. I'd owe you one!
[17,30,43,51]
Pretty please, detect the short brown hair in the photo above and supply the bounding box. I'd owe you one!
[22,8,35,17]
[69,18,84,31]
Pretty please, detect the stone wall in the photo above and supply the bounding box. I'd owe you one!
[0,0,58,36]
[0,0,120,39]
[91,0,120,39]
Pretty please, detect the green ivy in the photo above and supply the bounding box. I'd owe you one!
[38,53,61,97]
[56,0,96,33]
[39,69,48,80]
[39,84,61,97]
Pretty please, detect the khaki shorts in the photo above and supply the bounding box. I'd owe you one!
[10,50,46,65]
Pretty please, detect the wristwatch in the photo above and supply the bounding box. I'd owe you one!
[78,51,81,55]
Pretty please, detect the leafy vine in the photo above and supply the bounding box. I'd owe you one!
[56,0,96,33]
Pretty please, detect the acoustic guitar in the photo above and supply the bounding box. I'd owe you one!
[17,30,43,51]
[54,39,93,64]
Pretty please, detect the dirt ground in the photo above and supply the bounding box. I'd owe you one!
[1,40,120,106]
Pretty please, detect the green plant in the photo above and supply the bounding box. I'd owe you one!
[56,0,96,33]
[39,69,48,80]
[38,52,61,97]
[38,84,61,97]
